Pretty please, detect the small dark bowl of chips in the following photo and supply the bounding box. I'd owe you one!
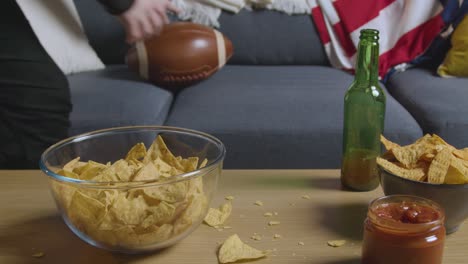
[379,166,468,234]
[378,134,468,234]
[40,126,226,253]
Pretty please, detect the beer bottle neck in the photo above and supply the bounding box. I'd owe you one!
[354,29,380,86]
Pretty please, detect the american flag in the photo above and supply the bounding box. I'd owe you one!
[310,0,467,80]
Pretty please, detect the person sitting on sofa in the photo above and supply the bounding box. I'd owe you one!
[0,0,179,169]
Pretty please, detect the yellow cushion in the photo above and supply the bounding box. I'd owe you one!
[438,15,468,77]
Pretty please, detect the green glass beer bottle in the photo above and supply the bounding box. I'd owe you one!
[341,29,385,191]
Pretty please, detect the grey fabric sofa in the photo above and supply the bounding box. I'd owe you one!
[71,0,467,169]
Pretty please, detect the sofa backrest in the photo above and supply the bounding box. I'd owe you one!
[219,10,328,66]
[74,0,129,65]
[74,0,329,66]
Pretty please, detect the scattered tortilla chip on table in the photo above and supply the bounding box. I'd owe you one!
[254,201,263,206]
[204,202,232,227]
[32,252,45,258]
[250,233,262,241]
[218,234,268,264]
[327,240,346,247]
[273,234,282,239]
[268,221,280,226]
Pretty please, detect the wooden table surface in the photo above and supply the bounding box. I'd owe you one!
[0,170,467,264]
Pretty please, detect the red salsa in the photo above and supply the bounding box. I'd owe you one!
[362,195,445,264]
[373,201,441,224]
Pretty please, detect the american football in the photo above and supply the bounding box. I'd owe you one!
[126,22,233,90]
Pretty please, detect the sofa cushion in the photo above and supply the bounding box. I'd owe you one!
[166,65,423,169]
[219,10,328,66]
[68,65,173,135]
[387,67,468,148]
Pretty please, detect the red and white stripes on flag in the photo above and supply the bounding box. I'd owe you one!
[311,0,446,78]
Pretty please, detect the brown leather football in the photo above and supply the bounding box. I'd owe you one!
[126,22,233,90]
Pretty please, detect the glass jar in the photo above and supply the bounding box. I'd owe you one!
[362,195,446,264]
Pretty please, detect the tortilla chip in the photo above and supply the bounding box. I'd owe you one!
[153,157,175,178]
[132,162,160,181]
[56,169,80,180]
[268,221,280,226]
[32,252,45,258]
[50,181,76,209]
[110,193,148,225]
[143,182,188,203]
[199,158,208,169]
[392,143,429,168]
[380,135,400,151]
[204,202,232,227]
[179,157,199,172]
[327,240,346,247]
[445,155,468,184]
[143,201,176,228]
[78,161,108,180]
[431,134,455,149]
[140,224,174,244]
[445,166,466,184]
[125,142,147,161]
[68,191,106,231]
[453,148,468,161]
[92,160,131,182]
[377,157,426,181]
[63,157,82,172]
[250,234,262,241]
[174,194,207,235]
[218,234,267,264]
[420,153,436,162]
[428,147,452,184]
[144,136,184,171]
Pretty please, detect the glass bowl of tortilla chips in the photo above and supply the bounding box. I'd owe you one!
[40,126,225,253]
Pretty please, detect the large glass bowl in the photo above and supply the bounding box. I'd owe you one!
[40,126,225,253]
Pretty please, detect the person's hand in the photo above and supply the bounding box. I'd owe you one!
[118,0,181,44]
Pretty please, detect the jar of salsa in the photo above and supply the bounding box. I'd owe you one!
[362,195,445,264]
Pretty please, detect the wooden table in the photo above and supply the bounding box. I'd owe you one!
[1,170,467,264]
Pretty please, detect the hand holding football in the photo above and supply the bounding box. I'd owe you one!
[126,22,233,90]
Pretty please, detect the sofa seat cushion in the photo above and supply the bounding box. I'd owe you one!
[165,65,423,169]
[68,65,173,135]
[387,67,468,148]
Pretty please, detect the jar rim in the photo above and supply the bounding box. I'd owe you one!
[367,195,445,233]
